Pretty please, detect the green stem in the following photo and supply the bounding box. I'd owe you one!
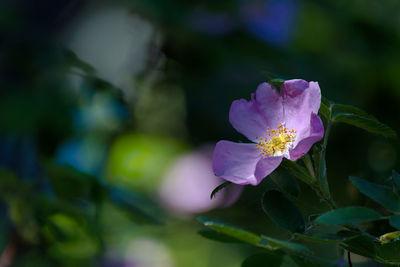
[322,120,332,151]
[302,154,316,181]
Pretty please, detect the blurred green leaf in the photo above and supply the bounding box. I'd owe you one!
[390,215,400,230]
[376,240,400,264]
[210,181,231,199]
[331,104,396,137]
[350,176,400,212]
[44,163,95,202]
[261,235,312,254]
[378,231,400,244]
[197,217,311,254]
[315,206,382,224]
[106,185,162,225]
[280,159,315,187]
[63,49,96,74]
[241,252,283,267]
[197,229,244,243]
[197,216,262,246]
[340,232,378,261]
[262,190,305,233]
[288,255,320,267]
[293,232,357,243]
[392,170,400,192]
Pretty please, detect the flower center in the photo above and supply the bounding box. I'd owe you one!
[255,122,297,157]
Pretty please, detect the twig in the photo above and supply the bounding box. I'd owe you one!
[347,251,352,267]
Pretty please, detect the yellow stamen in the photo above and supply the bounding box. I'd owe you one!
[256,122,296,157]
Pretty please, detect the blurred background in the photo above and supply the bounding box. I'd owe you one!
[0,0,400,266]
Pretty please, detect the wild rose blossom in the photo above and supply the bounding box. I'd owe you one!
[213,79,324,185]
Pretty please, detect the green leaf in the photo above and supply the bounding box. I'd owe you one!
[197,217,262,246]
[390,215,400,230]
[197,229,244,243]
[340,232,378,260]
[378,231,400,244]
[313,148,330,200]
[281,159,315,187]
[261,235,312,254]
[210,181,232,199]
[318,102,331,120]
[293,233,357,243]
[262,190,305,233]
[350,176,400,212]
[376,240,400,264]
[392,170,400,191]
[197,217,311,254]
[270,171,300,198]
[241,252,283,267]
[331,104,396,137]
[315,206,382,224]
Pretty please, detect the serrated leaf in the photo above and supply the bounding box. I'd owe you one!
[281,159,315,187]
[262,190,305,233]
[331,104,396,137]
[241,252,283,267]
[315,206,382,225]
[210,181,231,199]
[197,229,244,243]
[197,217,262,246]
[350,176,400,212]
[390,215,400,230]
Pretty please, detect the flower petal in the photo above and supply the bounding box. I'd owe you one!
[288,113,324,160]
[229,98,267,142]
[254,156,283,184]
[255,82,283,129]
[213,140,262,185]
[281,80,321,133]
[229,82,283,142]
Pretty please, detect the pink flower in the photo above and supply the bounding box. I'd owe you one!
[213,79,324,185]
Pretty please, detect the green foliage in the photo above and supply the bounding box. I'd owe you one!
[318,102,331,120]
[350,176,400,212]
[197,216,310,254]
[241,253,283,267]
[197,229,244,243]
[280,159,315,187]
[331,104,396,137]
[315,206,382,225]
[197,216,263,247]
[270,171,300,198]
[261,190,305,233]
[293,232,357,243]
[392,170,400,192]
[389,215,400,230]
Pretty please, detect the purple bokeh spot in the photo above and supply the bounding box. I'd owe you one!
[240,0,298,46]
